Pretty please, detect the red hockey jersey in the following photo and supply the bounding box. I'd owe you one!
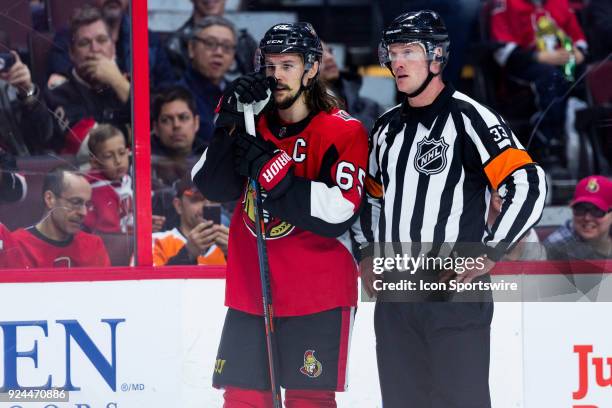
[83,172,134,233]
[12,227,110,268]
[193,108,369,316]
[0,223,29,268]
[491,0,586,49]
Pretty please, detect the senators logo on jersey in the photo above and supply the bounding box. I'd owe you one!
[242,184,294,239]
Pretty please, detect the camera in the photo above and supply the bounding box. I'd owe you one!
[0,52,16,73]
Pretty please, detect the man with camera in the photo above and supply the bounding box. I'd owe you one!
[0,51,53,155]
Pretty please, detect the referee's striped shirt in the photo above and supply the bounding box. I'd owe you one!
[354,85,547,260]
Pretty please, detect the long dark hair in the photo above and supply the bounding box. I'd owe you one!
[304,76,345,114]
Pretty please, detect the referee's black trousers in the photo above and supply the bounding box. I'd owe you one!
[375,302,493,408]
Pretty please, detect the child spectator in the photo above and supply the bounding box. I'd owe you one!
[84,124,133,234]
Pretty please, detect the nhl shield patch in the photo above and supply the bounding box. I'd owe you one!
[414,137,449,175]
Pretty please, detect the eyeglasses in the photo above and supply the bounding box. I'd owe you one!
[192,36,236,54]
[74,35,111,49]
[572,203,611,219]
[58,195,94,212]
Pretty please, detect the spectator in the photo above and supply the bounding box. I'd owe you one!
[177,16,236,148]
[0,222,28,268]
[0,149,28,268]
[490,0,588,169]
[11,168,111,267]
[152,179,227,266]
[45,5,131,154]
[83,124,133,234]
[152,85,201,161]
[0,51,53,155]
[584,0,612,62]
[165,0,257,77]
[151,85,201,231]
[544,175,612,260]
[47,0,130,88]
[320,41,382,133]
[488,190,546,261]
[47,0,175,90]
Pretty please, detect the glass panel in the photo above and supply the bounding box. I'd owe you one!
[0,0,134,268]
[149,1,235,268]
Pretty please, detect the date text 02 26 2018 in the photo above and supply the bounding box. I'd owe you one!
[0,388,70,402]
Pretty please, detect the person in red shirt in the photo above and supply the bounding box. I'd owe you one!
[83,124,133,233]
[192,22,368,408]
[0,223,28,268]
[0,149,28,268]
[490,0,588,170]
[12,168,110,268]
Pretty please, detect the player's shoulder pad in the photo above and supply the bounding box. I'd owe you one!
[315,108,369,139]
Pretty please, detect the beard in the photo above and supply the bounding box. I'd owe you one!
[275,85,301,110]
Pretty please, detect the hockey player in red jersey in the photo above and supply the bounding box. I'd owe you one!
[192,22,368,408]
[12,168,110,268]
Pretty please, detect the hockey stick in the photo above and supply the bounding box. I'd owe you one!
[243,103,283,408]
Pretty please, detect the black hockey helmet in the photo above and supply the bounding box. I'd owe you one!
[379,10,450,70]
[255,22,323,71]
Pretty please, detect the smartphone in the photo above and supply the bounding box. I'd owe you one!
[203,205,221,225]
[0,52,16,73]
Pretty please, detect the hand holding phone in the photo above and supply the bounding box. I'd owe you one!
[203,205,221,225]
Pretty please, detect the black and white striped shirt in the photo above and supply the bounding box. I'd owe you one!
[354,85,547,260]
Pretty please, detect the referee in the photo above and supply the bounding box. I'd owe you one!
[355,10,547,407]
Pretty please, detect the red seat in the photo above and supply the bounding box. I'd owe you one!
[586,61,612,106]
[99,232,134,266]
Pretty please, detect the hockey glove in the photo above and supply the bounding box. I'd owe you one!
[216,72,274,129]
[234,130,294,199]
